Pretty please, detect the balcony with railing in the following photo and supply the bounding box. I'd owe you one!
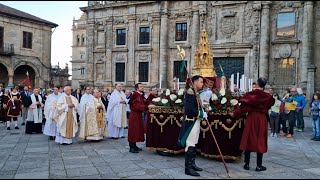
[0,43,14,56]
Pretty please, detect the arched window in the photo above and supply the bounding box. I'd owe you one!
[81,34,85,45]
[76,35,80,46]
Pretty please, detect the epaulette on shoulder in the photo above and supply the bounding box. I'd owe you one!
[187,88,195,95]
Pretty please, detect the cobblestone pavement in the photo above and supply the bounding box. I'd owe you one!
[1,117,320,179]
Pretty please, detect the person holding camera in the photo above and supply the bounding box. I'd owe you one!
[309,93,320,141]
[282,88,298,138]
[269,93,281,137]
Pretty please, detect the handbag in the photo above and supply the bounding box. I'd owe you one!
[270,111,279,118]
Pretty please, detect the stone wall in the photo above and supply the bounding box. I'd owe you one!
[0,15,55,88]
[79,1,318,99]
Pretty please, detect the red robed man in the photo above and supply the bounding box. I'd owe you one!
[230,77,274,172]
[128,83,149,153]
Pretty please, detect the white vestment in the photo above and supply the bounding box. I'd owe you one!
[54,94,79,144]
[43,93,60,136]
[78,97,108,140]
[106,90,126,138]
[78,93,94,121]
[26,94,43,123]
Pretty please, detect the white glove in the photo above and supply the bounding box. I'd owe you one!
[203,112,208,119]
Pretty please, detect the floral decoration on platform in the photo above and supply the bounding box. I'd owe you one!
[209,88,240,112]
[152,89,185,107]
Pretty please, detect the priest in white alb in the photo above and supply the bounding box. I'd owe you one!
[78,89,107,141]
[43,87,60,140]
[54,86,79,145]
[78,86,94,124]
[107,84,127,139]
[25,88,44,134]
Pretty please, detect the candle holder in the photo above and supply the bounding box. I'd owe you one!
[231,90,246,97]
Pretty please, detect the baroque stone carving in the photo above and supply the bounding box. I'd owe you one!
[207,11,216,43]
[219,16,239,38]
[171,11,192,18]
[138,53,150,61]
[113,19,128,25]
[113,52,127,62]
[279,44,292,58]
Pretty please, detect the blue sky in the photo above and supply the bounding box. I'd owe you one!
[0,1,87,69]
[277,12,295,28]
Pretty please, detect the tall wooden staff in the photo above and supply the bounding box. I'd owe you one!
[177,45,231,178]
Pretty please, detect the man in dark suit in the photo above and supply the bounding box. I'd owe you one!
[21,86,31,126]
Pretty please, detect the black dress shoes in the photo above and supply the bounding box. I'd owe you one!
[7,127,10,130]
[15,126,19,129]
[243,164,250,170]
[21,123,25,126]
[256,166,267,171]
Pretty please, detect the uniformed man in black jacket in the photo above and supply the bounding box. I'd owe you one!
[177,75,207,177]
[20,86,31,125]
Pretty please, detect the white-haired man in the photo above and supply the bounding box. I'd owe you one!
[43,86,60,140]
[54,86,79,145]
[25,88,44,134]
[78,89,107,141]
[107,84,127,139]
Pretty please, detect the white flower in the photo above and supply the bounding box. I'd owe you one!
[230,99,238,106]
[170,94,177,101]
[219,88,226,96]
[178,88,184,96]
[211,94,218,101]
[161,99,169,104]
[175,99,182,104]
[221,97,227,104]
[165,89,170,96]
[152,97,161,102]
[208,106,212,111]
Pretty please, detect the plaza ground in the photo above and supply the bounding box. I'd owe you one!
[0,117,320,179]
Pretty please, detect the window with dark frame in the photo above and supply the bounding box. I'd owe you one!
[175,23,187,41]
[76,35,80,45]
[276,12,295,37]
[116,29,126,45]
[81,35,85,45]
[80,68,85,75]
[0,27,3,49]
[23,31,32,49]
[139,62,149,82]
[274,58,296,85]
[115,63,125,82]
[139,27,150,44]
[173,61,187,82]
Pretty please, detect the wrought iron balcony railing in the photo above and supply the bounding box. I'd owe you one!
[0,43,14,56]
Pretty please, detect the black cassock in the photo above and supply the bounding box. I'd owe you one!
[25,95,43,134]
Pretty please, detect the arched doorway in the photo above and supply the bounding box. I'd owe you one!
[14,65,35,88]
[0,63,8,87]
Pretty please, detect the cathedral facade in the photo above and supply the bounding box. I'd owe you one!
[73,1,320,103]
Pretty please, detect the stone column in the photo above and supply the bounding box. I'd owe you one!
[127,7,136,86]
[191,6,200,73]
[258,3,270,79]
[8,75,13,85]
[300,1,314,91]
[105,19,113,86]
[86,19,95,87]
[151,15,161,87]
[159,2,168,89]
[307,64,317,101]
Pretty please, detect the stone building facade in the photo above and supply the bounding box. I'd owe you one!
[71,13,87,90]
[0,3,58,89]
[50,63,71,88]
[77,1,319,103]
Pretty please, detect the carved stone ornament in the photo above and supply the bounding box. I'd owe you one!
[113,19,128,25]
[113,53,126,62]
[219,16,239,38]
[138,53,150,61]
[279,44,292,58]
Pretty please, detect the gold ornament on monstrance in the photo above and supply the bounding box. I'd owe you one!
[192,30,217,77]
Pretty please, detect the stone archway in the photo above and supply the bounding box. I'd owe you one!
[14,65,36,88]
[0,63,8,87]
